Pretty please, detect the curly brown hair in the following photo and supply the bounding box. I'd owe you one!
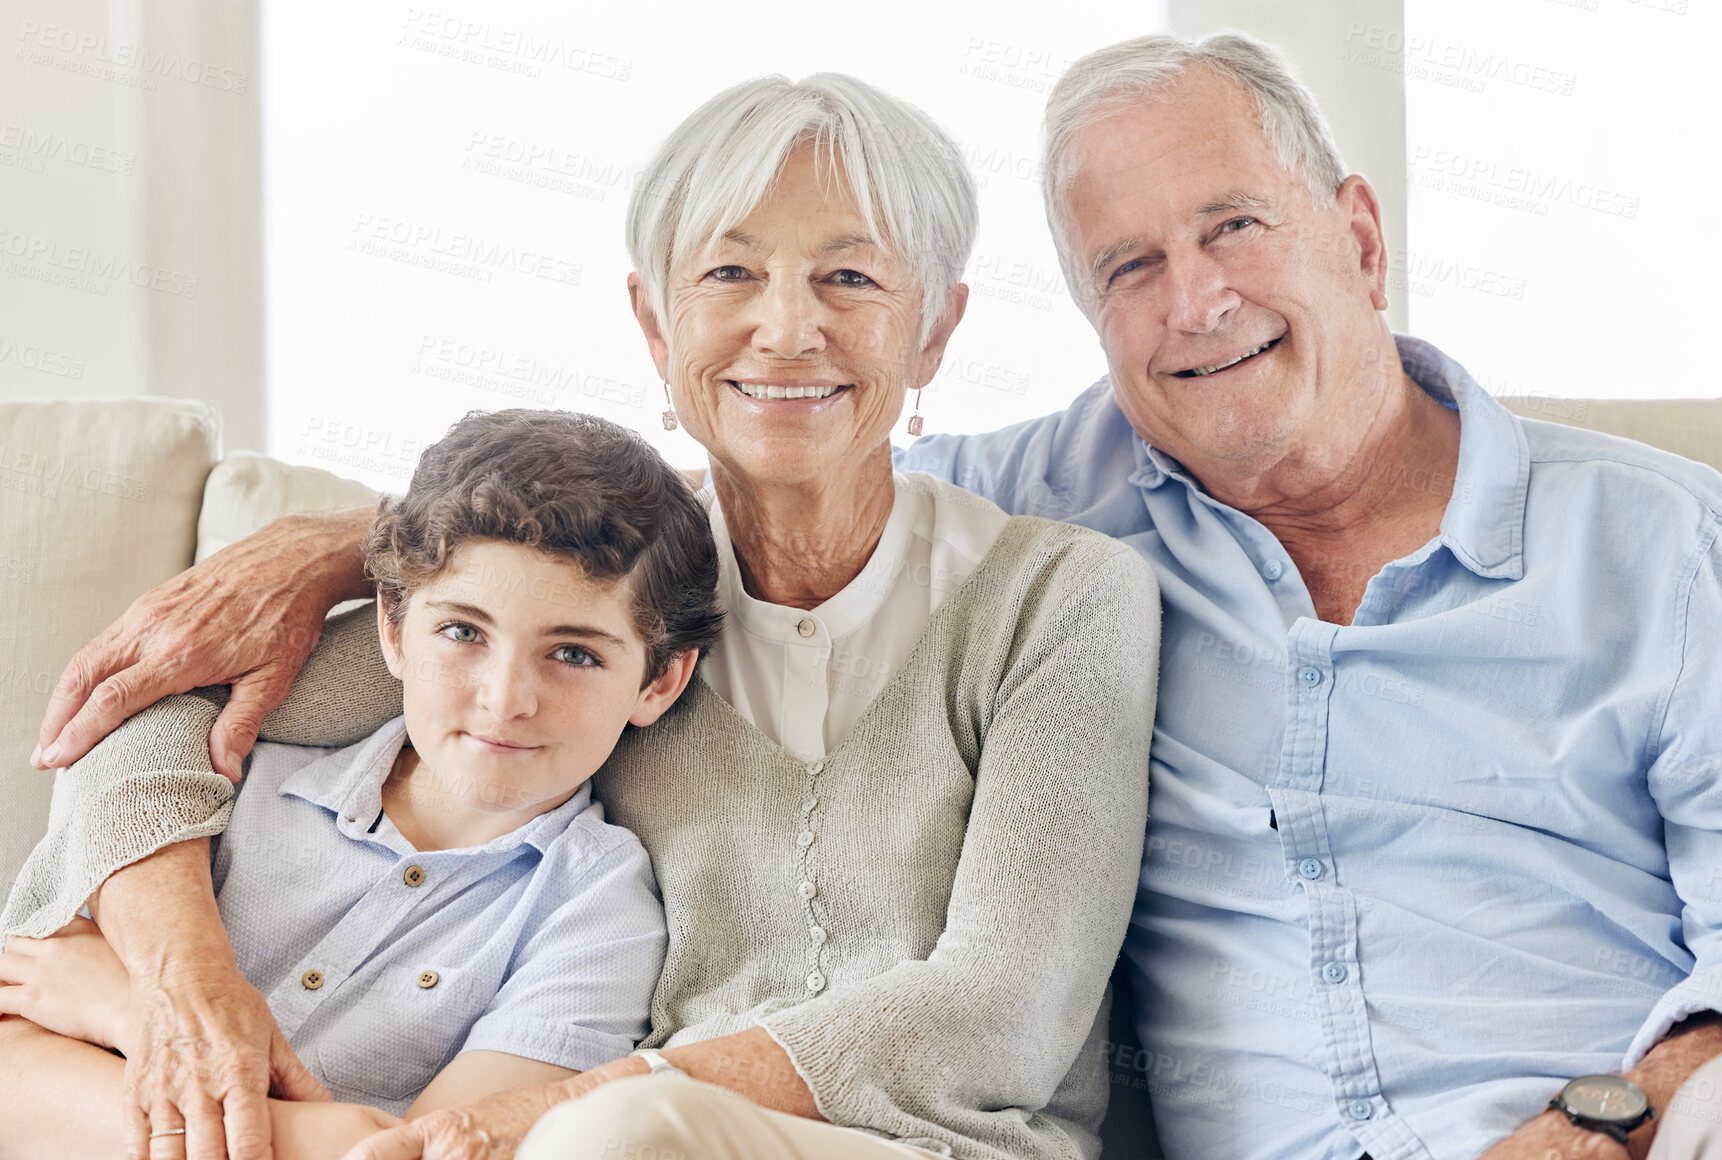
[362,409,722,685]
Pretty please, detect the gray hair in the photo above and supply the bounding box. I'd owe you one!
[1041,32,1349,296]
[626,73,978,340]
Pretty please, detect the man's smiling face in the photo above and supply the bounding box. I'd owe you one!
[1059,67,1391,479]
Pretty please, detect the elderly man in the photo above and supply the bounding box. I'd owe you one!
[896,32,1722,1160]
[14,29,1722,1160]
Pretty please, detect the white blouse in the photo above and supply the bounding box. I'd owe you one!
[700,471,1011,762]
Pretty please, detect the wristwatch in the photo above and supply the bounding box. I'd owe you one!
[637,1049,688,1079]
[1548,1075,1655,1144]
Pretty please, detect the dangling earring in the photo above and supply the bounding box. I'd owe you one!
[906,387,924,437]
[661,382,678,431]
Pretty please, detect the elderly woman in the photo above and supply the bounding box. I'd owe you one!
[3,75,1156,1160]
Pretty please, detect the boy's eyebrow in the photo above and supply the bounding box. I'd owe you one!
[425,600,630,647]
[543,624,631,647]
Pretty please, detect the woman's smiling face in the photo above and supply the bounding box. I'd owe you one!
[636,145,953,488]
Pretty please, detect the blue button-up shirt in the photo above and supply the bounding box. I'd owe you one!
[899,336,1722,1160]
[211,718,666,1115]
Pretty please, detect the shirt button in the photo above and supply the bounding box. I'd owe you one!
[797,617,816,638]
[1323,961,1349,984]
[798,880,817,900]
[1349,1099,1375,1121]
[1298,665,1323,688]
[805,970,826,992]
[809,925,828,945]
[1298,857,1325,881]
[403,865,426,887]
[797,830,816,848]
[301,969,324,991]
[1262,559,1285,582]
[417,970,440,990]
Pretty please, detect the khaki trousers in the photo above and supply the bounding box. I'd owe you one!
[516,1074,944,1160]
[1651,1055,1722,1159]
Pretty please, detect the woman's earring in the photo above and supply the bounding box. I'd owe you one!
[906,387,924,437]
[661,382,678,431]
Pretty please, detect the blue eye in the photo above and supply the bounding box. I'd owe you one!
[830,269,876,288]
[1109,257,1146,284]
[707,265,749,282]
[1219,216,1258,234]
[438,622,480,644]
[553,644,600,667]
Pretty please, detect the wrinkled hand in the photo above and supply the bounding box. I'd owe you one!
[123,956,331,1160]
[269,1099,405,1160]
[33,508,370,781]
[0,915,135,1051]
[339,1081,570,1160]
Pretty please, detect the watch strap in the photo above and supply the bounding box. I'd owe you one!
[637,1049,688,1078]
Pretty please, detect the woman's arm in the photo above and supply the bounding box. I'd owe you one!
[33,505,377,780]
[1,599,401,1160]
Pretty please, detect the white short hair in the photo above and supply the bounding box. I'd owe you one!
[626,74,977,339]
[1042,32,1349,295]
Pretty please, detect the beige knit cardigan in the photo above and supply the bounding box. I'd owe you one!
[3,516,1158,1160]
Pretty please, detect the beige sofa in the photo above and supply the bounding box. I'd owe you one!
[3,392,1721,1158]
[6,391,1722,901]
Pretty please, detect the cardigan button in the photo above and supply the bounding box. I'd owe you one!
[798,880,817,900]
[797,830,816,848]
[805,970,826,993]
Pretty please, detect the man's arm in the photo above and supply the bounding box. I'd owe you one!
[34,504,374,781]
[1480,1016,1722,1160]
[1488,519,1722,1160]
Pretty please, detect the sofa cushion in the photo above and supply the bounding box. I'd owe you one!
[0,398,221,900]
[195,450,381,563]
[1499,397,1722,475]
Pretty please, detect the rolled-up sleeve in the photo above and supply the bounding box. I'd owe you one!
[757,540,1158,1150]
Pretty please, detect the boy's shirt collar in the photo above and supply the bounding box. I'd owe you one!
[277,716,594,856]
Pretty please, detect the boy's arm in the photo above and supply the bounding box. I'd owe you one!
[0,1016,399,1160]
[404,1052,576,1118]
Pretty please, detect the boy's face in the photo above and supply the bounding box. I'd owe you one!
[378,539,689,823]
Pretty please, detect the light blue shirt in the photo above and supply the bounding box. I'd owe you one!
[899,336,1722,1160]
[211,717,666,1116]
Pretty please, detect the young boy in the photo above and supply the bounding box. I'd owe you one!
[0,409,722,1159]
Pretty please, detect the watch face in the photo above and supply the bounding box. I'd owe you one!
[1561,1076,1650,1124]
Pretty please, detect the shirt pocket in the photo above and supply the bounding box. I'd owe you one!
[314,965,478,1104]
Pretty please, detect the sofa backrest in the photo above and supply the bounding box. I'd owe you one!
[3,394,1720,917]
[0,399,221,896]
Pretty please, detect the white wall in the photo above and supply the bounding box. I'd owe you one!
[0,0,265,450]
